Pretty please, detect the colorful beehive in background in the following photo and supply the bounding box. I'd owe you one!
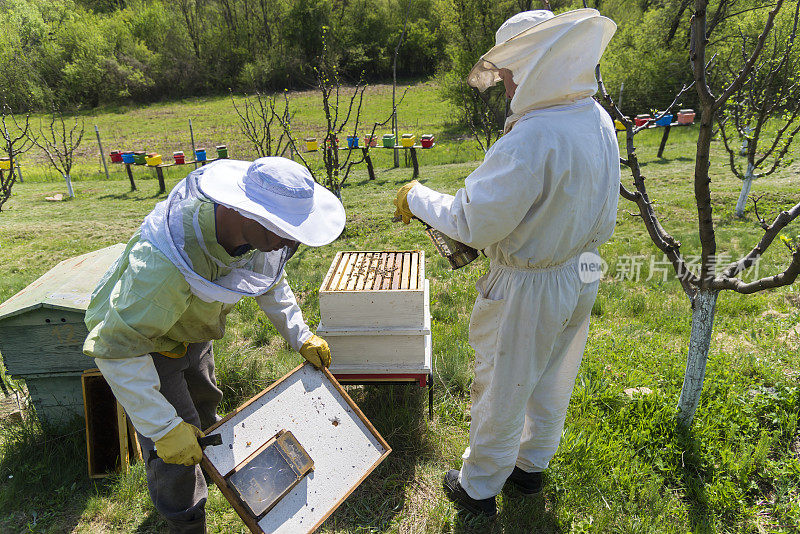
[655,112,673,127]
[316,251,431,376]
[0,244,125,425]
[677,109,695,124]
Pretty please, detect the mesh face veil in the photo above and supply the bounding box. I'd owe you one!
[141,166,297,304]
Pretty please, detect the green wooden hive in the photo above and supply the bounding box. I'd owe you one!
[0,244,125,425]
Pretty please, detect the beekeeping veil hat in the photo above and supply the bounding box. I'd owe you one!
[141,157,345,303]
[198,157,345,246]
[467,8,616,114]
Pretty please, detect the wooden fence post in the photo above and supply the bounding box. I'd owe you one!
[155,166,166,194]
[94,125,110,180]
[189,119,198,170]
[125,163,136,191]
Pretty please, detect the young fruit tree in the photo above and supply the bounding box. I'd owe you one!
[440,0,511,152]
[600,0,800,428]
[274,55,368,199]
[717,1,800,217]
[231,90,294,159]
[0,105,33,212]
[27,106,85,199]
[459,81,506,153]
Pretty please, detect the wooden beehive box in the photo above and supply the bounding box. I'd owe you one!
[82,369,142,478]
[0,244,126,425]
[316,251,431,374]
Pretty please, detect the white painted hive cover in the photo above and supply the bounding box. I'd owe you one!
[202,363,391,533]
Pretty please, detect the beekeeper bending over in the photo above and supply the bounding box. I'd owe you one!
[83,157,344,533]
[394,9,619,517]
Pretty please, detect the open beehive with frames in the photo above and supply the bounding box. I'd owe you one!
[317,251,431,375]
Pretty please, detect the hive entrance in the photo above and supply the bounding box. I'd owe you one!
[324,252,420,291]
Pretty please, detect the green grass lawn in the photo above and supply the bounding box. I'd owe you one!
[1,82,799,533]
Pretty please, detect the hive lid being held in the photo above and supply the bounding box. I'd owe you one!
[202,364,391,533]
[0,243,126,322]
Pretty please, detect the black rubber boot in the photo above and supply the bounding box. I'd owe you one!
[505,466,543,495]
[443,469,497,518]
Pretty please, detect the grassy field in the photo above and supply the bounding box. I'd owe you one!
[1,82,800,533]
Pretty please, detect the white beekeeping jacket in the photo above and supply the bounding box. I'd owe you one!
[408,98,620,268]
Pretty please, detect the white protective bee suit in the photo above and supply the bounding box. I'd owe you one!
[406,9,620,499]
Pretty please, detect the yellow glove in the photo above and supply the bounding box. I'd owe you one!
[155,421,204,466]
[299,335,331,369]
[393,180,420,224]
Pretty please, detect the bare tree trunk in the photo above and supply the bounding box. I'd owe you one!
[676,289,719,428]
[735,162,755,218]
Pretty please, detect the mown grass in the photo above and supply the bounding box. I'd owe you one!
[1,82,800,533]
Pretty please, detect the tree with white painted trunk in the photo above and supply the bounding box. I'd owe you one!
[0,105,33,212]
[717,1,800,218]
[596,0,800,428]
[27,105,84,199]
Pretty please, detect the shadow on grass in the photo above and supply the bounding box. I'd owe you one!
[438,489,561,534]
[134,510,165,533]
[0,414,98,532]
[98,190,164,201]
[322,383,434,530]
[352,171,432,188]
[676,426,715,533]
[642,156,694,165]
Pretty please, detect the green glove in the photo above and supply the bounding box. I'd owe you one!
[155,421,204,466]
[299,335,331,369]
[393,180,420,224]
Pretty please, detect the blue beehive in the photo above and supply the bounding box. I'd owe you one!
[655,113,673,127]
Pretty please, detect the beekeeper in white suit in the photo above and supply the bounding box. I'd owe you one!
[83,157,345,533]
[394,9,619,517]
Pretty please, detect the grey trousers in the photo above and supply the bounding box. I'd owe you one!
[137,342,223,534]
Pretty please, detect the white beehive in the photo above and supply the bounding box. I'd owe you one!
[316,251,431,374]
